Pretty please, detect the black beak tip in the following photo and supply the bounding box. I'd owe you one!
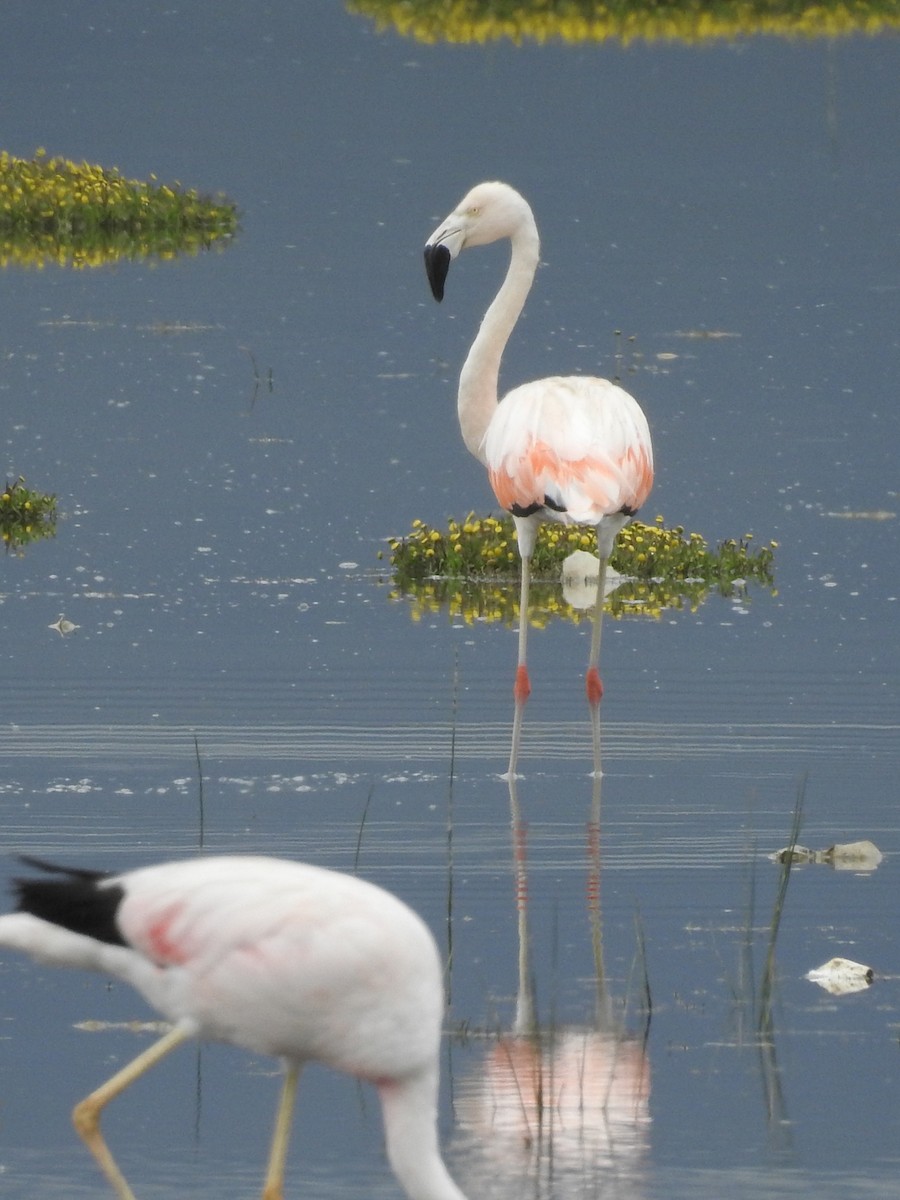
[424,243,450,303]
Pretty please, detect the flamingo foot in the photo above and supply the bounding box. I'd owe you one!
[514,664,532,705]
[586,667,603,708]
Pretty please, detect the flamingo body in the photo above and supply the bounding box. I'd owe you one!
[424,181,654,774]
[483,374,653,556]
[0,854,466,1200]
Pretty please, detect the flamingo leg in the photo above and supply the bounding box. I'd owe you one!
[262,1063,301,1200]
[72,1020,195,1200]
[585,554,609,779]
[506,553,533,780]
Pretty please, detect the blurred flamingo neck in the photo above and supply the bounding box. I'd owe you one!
[457,218,540,464]
[379,1070,468,1200]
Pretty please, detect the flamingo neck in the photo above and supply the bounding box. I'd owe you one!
[457,218,540,465]
[378,1068,467,1200]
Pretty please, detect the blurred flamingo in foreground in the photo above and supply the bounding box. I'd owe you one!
[0,854,467,1200]
[424,181,653,777]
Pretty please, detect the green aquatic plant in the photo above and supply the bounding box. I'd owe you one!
[0,149,238,268]
[388,512,775,585]
[384,512,776,625]
[349,0,897,43]
[386,573,714,626]
[0,477,57,551]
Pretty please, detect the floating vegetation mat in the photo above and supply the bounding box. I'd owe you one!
[350,0,898,43]
[385,513,776,625]
[1,478,57,552]
[0,149,238,268]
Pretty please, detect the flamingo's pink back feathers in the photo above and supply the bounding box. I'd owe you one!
[485,376,654,525]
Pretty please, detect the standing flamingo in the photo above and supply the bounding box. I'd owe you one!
[0,854,467,1200]
[424,181,653,777]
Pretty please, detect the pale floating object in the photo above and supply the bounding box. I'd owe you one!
[561,550,622,610]
[673,329,740,339]
[771,839,882,872]
[561,548,601,582]
[823,509,896,521]
[771,844,818,865]
[822,840,884,871]
[48,614,79,636]
[806,957,874,995]
[74,1020,170,1035]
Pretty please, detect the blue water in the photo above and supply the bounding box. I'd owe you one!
[0,3,898,1198]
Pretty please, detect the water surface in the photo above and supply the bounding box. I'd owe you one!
[0,4,898,1198]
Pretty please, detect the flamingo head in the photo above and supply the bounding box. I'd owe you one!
[424,181,534,302]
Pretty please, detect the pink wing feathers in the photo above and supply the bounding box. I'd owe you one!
[484,376,653,522]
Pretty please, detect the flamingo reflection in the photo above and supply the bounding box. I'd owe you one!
[453,692,651,1199]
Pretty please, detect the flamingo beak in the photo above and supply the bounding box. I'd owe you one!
[424,218,465,302]
[423,242,451,302]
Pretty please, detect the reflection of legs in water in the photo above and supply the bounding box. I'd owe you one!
[507,770,535,1034]
[473,686,652,1190]
[586,723,610,1024]
[586,553,609,781]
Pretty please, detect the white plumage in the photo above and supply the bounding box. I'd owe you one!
[0,854,466,1200]
[483,375,652,538]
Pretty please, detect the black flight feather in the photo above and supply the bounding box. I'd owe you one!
[510,496,569,519]
[12,856,127,948]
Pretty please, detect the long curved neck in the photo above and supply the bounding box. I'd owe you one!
[458,217,539,465]
[379,1068,468,1200]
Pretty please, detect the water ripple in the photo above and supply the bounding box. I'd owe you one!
[1,721,896,763]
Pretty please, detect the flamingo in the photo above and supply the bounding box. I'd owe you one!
[424,182,654,777]
[0,854,467,1200]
